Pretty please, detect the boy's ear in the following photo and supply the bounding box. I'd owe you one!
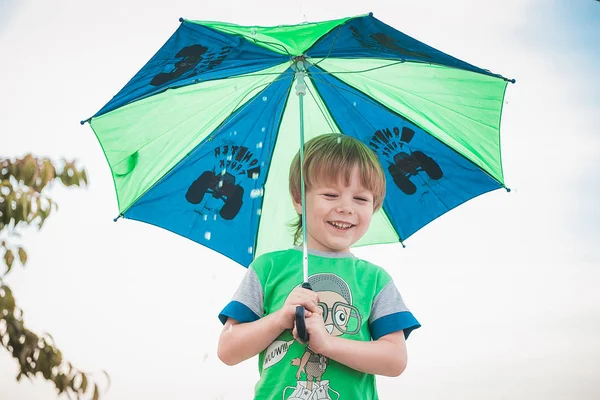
[292,194,303,215]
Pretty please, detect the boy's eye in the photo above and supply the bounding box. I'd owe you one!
[323,193,338,198]
[354,197,370,202]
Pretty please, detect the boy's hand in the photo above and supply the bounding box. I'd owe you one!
[293,312,330,354]
[277,287,320,330]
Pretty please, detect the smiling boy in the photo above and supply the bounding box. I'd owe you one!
[218,134,420,399]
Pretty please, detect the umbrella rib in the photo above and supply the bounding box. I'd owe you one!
[305,82,339,134]
[332,63,500,131]
[309,77,376,130]
[355,73,499,130]
[251,76,297,258]
[85,67,294,123]
[116,73,295,167]
[309,60,406,75]
[312,66,498,141]
[309,74,399,121]
[311,26,343,69]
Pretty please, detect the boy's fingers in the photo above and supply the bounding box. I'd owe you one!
[296,288,319,301]
[305,304,318,314]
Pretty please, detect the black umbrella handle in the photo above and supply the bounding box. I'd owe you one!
[295,282,313,343]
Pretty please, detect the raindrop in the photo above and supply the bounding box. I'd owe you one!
[250,28,257,36]
[261,162,265,166]
[257,209,262,216]
[213,215,218,221]
[203,215,208,221]
[227,155,232,161]
[218,180,223,188]
[256,142,263,149]
[252,172,259,180]
[221,169,227,176]
[250,188,263,198]
[262,96,268,102]
[234,131,238,135]
[204,231,211,240]
[248,246,253,254]
[353,101,357,107]
[261,127,266,133]
[337,137,342,144]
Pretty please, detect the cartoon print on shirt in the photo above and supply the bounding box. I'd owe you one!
[284,273,362,400]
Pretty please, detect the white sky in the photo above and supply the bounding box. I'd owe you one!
[1,0,599,399]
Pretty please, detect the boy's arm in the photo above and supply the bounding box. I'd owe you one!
[217,313,286,366]
[297,313,407,377]
[321,331,407,377]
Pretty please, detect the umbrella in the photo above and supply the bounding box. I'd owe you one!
[84,13,512,290]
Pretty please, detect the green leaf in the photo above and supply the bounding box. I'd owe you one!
[41,160,56,189]
[18,248,27,266]
[4,249,14,273]
[81,169,88,186]
[21,156,37,187]
[81,373,88,393]
[21,196,29,222]
[93,384,99,400]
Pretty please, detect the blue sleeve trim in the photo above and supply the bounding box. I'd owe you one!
[370,311,421,340]
[218,300,261,325]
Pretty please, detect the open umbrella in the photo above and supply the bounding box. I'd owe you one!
[84,14,512,332]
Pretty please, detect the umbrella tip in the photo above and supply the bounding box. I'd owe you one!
[505,187,512,193]
[400,240,406,249]
[80,118,90,125]
[113,214,123,222]
[369,12,374,17]
[179,17,184,23]
[509,78,516,84]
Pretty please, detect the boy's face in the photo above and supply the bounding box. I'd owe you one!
[294,165,374,253]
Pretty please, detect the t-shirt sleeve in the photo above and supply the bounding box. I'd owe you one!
[218,263,265,325]
[369,278,420,340]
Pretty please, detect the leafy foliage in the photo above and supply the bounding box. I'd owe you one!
[0,154,108,399]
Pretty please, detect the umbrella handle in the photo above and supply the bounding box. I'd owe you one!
[295,282,313,343]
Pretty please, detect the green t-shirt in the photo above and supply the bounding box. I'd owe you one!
[219,248,420,400]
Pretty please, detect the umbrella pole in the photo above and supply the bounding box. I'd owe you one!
[294,59,312,343]
[298,76,309,284]
[294,59,309,284]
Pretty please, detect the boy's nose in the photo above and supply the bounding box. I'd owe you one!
[336,198,354,214]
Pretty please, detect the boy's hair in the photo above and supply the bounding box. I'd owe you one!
[289,133,386,245]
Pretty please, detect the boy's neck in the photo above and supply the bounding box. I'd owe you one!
[292,245,356,259]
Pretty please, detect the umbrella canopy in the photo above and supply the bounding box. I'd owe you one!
[85,13,512,267]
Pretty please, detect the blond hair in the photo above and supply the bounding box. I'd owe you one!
[289,134,386,245]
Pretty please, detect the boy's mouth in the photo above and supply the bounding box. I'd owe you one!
[327,221,355,230]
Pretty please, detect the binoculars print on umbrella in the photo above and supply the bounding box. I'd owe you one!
[370,126,443,195]
[185,171,244,220]
[150,44,231,86]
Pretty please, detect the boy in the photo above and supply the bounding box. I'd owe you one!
[218,134,420,399]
